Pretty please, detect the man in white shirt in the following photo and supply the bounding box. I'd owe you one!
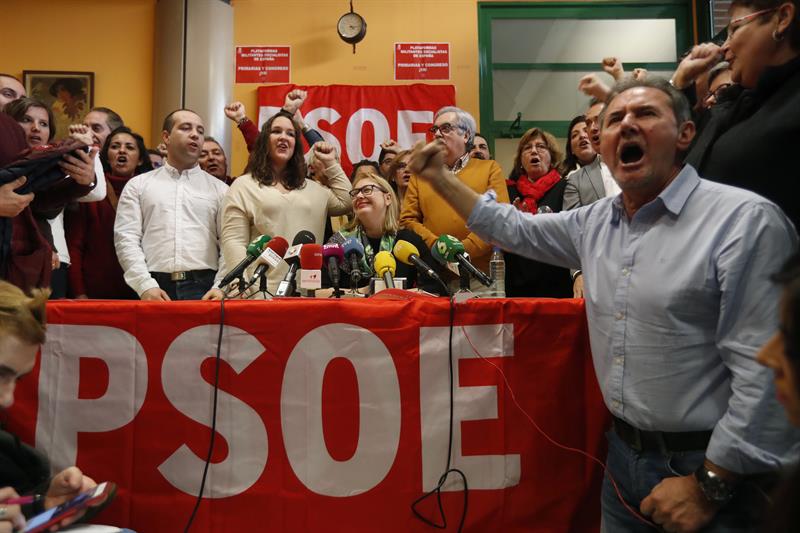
[114,109,227,301]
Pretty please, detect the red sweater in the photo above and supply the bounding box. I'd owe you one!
[65,174,137,299]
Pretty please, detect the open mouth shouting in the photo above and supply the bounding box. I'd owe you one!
[618,140,646,169]
[29,134,43,146]
[525,154,547,174]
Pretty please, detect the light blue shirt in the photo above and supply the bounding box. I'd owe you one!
[467,164,800,474]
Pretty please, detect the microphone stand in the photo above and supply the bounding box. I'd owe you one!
[258,268,272,299]
[458,264,471,292]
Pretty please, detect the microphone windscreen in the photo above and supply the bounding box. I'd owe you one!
[292,230,316,246]
[392,240,420,265]
[373,251,396,276]
[430,242,449,266]
[300,244,324,270]
[435,234,465,262]
[343,237,365,259]
[246,234,272,257]
[265,236,289,257]
[322,243,345,262]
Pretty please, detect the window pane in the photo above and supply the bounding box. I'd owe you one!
[493,69,675,121]
[492,19,677,64]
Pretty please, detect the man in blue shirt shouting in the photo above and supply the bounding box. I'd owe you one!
[407,77,799,533]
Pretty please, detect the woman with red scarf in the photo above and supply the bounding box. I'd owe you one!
[504,128,572,298]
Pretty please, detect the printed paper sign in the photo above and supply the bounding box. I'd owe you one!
[394,43,450,80]
[236,46,290,83]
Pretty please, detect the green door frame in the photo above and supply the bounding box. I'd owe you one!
[477,1,694,153]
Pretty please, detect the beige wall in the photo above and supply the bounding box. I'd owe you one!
[3,0,688,174]
[230,0,482,173]
[0,0,156,144]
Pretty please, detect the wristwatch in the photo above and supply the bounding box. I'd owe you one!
[694,465,737,505]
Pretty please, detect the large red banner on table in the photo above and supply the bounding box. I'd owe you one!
[6,297,608,533]
[257,84,455,175]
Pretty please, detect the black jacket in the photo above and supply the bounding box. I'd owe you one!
[685,55,800,230]
[504,180,572,298]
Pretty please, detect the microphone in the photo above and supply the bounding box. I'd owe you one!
[373,251,396,289]
[299,244,323,293]
[393,240,446,289]
[434,234,492,287]
[322,243,345,291]
[275,230,316,297]
[251,236,289,281]
[217,234,271,288]
[342,237,366,286]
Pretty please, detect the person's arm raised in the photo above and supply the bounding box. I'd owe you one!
[406,140,480,221]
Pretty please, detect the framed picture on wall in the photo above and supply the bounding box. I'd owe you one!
[22,70,94,141]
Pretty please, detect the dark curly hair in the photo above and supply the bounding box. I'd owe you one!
[562,115,589,175]
[100,126,153,177]
[245,110,306,189]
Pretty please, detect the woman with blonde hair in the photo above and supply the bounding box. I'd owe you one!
[1,281,107,529]
[328,170,436,291]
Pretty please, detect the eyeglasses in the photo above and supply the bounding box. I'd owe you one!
[524,143,551,154]
[704,82,733,102]
[348,184,387,198]
[727,7,778,37]
[429,123,463,135]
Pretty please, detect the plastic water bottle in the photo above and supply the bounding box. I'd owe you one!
[489,247,505,298]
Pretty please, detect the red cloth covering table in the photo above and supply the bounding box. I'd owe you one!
[6,296,609,532]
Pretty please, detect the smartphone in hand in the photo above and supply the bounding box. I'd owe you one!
[24,482,116,533]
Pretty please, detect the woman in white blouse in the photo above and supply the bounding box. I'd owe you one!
[220,110,351,294]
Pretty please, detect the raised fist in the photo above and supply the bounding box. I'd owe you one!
[601,57,625,80]
[68,123,93,146]
[313,141,338,167]
[283,89,308,115]
[578,73,612,100]
[380,139,401,154]
[408,140,447,183]
[224,101,247,123]
[671,43,722,89]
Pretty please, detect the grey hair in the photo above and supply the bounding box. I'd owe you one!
[602,76,692,126]
[434,106,477,147]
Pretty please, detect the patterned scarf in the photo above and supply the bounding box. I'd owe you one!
[512,168,561,213]
[338,226,397,274]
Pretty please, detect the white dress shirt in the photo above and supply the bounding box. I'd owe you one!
[114,162,228,296]
[599,159,621,197]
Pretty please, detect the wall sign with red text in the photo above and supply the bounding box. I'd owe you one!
[7,298,608,533]
[236,46,291,83]
[257,84,455,175]
[394,43,450,80]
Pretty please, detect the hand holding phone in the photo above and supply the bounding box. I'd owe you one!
[24,482,116,533]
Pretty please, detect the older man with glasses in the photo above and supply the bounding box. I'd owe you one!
[399,106,508,289]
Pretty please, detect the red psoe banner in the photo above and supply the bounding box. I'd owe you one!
[7,298,608,533]
[236,46,291,83]
[395,43,451,80]
[257,84,456,175]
